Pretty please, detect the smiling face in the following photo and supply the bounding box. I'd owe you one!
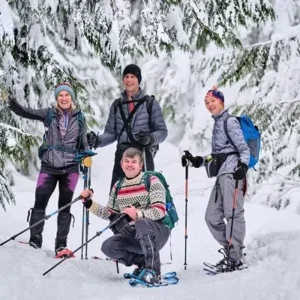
[121,155,143,179]
[56,91,72,110]
[123,74,139,96]
[205,96,224,115]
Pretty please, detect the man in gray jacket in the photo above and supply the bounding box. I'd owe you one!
[181,86,250,273]
[88,64,168,189]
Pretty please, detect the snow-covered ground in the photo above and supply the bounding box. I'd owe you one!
[1,142,300,300]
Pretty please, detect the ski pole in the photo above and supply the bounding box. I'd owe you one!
[85,156,92,260]
[81,156,93,260]
[227,179,239,267]
[43,213,127,276]
[184,162,189,270]
[0,195,83,246]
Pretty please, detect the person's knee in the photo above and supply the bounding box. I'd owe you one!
[205,209,214,226]
[135,219,152,237]
[101,237,115,257]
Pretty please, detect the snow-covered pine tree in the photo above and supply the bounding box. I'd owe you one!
[0,0,276,210]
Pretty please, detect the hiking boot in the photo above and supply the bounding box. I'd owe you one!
[55,212,71,252]
[28,208,45,249]
[29,241,40,249]
[226,259,245,272]
[55,247,74,258]
[132,267,144,277]
[138,268,161,284]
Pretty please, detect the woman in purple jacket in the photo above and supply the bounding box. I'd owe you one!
[8,82,89,257]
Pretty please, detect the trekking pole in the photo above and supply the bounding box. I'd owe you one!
[0,195,83,246]
[85,156,92,260]
[75,151,96,260]
[184,160,189,270]
[43,213,127,276]
[227,179,239,266]
[81,156,93,260]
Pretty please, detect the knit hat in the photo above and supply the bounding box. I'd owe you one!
[123,64,142,84]
[205,85,224,103]
[54,82,76,101]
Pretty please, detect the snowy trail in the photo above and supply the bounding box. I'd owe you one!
[1,142,300,300]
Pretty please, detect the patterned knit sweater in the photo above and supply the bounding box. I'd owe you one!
[88,172,167,221]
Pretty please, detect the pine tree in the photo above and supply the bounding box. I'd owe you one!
[0,0,276,211]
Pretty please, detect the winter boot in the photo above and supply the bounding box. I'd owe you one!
[131,254,145,277]
[226,259,245,272]
[28,208,45,249]
[138,234,161,275]
[213,248,247,273]
[55,211,71,254]
[138,268,161,284]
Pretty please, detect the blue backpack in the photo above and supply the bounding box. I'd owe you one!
[224,114,261,169]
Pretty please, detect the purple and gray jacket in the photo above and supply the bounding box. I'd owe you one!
[9,98,89,175]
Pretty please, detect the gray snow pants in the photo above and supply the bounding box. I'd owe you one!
[101,218,170,274]
[205,174,246,261]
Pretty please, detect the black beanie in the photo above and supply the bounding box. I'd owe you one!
[123,64,142,84]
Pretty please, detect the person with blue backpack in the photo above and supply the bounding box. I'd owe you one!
[80,147,177,285]
[8,82,89,257]
[181,86,260,273]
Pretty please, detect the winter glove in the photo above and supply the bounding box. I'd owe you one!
[135,131,152,146]
[233,160,248,180]
[181,150,203,168]
[86,131,101,149]
[82,199,93,209]
[108,213,131,234]
[119,222,136,239]
[81,188,94,209]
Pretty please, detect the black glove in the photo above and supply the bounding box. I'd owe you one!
[233,160,248,180]
[135,131,152,146]
[109,213,131,234]
[86,131,101,149]
[181,151,203,168]
[119,223,136,239]
[82,188,94,209]
[83,199,93,209]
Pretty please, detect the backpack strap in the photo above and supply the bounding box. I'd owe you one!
[113,98,121,115]
[117,96,149,143]
[141,172,152,207]
[76,111,85,151]
[112,178,124,208]
[146,95,155,124]
[224,115,238,152]
[44,108,56,127]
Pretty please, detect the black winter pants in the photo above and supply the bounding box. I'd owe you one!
[101,219,170,274]
[29,172,79,250]
[110,144,154,190]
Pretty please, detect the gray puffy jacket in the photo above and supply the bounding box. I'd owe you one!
[99,89,168,152]
[9,99,89,174]
[210,109,250,175]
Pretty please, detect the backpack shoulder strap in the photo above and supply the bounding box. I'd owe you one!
[146,95,155,116]
[118,97,148,142]
[224,115,238,151]
[77,111,85,130]
[76,111,85,150]
[112,178,124,208]
[44,108,56,127]
[141,172,153,207]
[113,98,122,115]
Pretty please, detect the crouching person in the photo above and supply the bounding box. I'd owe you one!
[80,148,170,284]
